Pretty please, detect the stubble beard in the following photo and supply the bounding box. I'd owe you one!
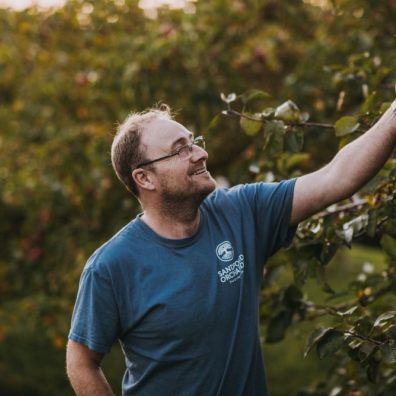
[159,174,216,221]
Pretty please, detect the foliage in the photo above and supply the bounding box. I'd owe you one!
[1,0,396,394]
[219,88,396,396]
[215,8,396,392]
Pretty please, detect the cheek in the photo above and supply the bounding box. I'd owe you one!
[168,164,191,181]
[158,168,190,189]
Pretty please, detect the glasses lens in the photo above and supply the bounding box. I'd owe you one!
[194,136,205,149]
[178,145,191,159]
[177,137,206,160]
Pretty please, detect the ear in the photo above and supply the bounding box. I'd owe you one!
[132,168,155,192]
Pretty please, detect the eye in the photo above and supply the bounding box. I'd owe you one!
[173,138,190,152]
[177,145,191,158]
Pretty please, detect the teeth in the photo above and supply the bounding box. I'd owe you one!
[193,168,206,175]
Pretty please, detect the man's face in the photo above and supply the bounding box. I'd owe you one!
[140,118,217,204]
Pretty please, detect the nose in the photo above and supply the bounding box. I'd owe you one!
[190,143,208,162]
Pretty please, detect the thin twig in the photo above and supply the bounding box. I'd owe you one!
[313,199,368,219]
[225,109,336,129]
[225,109,368,132]
[303,282,396,321]
[345,331,383,346]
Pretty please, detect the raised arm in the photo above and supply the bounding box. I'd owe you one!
[291,101,396,225]
[66,340,115,396]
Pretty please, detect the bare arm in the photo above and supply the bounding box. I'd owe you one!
[66,340,115,396]
[291,101,396,225]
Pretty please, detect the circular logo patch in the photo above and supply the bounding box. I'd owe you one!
[216,241,234,262]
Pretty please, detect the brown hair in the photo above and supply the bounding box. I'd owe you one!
[111,104,172,197]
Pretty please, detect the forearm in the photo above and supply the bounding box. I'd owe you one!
[291,102,396,224]
[326,102,396,200]
[68,365,115,396]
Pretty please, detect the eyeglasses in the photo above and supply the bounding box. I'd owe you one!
[137,136,206,168]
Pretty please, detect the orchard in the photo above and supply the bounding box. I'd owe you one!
[0,0,395,394]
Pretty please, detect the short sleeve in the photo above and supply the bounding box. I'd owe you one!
[242,179,297,261]
[68,264,120,353]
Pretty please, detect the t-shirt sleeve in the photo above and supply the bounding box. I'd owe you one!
[241,179,297,261]
[68,263,120,354]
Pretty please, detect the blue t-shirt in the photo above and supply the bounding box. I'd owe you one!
[69,180,296,396]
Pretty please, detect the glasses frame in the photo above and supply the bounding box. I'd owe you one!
[136,136,206,168]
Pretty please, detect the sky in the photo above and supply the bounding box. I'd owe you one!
[0,0,65,9]
[0,0,189,10]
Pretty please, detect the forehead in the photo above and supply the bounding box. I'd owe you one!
[141,118,192,153]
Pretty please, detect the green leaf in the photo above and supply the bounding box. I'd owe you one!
[389,167,396,179]
[240,89,270,105]
[316,329,345,359]
[380,234,396,260]
[379,101,393,114]
[264,120,286,136]
[335,116,360,137]
[266,310,293,343]
[367,209,378,238]
[282,285,303,310]
[207,114,221,131]
[373,311,396,328]
[385,324,396,338]
[263,120,285,156]
[388,168,396,179]
[381,343,396,364]
[348,345,362,362]
[353,317,373,335]
[304,327,333,358]
[240,113,262,136]
[285,131,304,153]
[361,92,379,114]
[354,316,373,335]
[348,341,376,363]
[261,107,275,118]
[338,306,359,317]
[384,203,396,219]
[366,358,380,383]
[316,265,335,294]
[319,243,338,266]
[274,100,301,122]
[293,260,309,287]
[357,342,377,361]
[285,153,310,170]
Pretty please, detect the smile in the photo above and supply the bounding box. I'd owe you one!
[192,168,207,175]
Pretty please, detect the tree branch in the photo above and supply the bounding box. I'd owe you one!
[224,108,368,132]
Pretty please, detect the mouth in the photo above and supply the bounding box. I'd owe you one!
[191,167,207,176]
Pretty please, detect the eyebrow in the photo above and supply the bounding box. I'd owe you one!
[169,132,194,151]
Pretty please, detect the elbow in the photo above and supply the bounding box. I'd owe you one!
[66,340,101,379]
[66,341,79,382]
[66,339,104,369]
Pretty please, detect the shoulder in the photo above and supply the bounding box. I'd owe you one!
[203,179,296,207]
[83,220,141,275]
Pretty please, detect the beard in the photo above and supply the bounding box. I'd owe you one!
[158,172,217,220]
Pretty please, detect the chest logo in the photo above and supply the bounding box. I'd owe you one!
[216,241,234,262]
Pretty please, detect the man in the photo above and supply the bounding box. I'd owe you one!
[67,101,396,395]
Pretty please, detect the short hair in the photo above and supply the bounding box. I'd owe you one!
[111,104,172,197]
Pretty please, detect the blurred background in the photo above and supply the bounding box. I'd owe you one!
[1,0,395,395]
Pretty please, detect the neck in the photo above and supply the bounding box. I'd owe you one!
[141,200,201,239]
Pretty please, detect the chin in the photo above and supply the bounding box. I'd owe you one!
[199,176,217,194]
[194,180,217,203]
[159,175,217,205]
